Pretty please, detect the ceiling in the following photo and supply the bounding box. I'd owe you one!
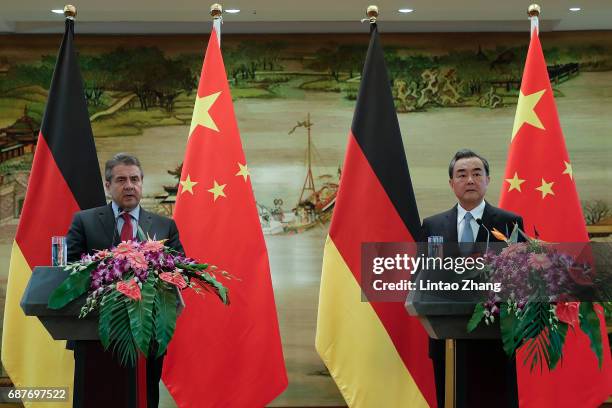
[2,1,612,34]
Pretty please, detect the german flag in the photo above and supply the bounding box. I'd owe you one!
[315,24,436,407]
[1,17,105,406]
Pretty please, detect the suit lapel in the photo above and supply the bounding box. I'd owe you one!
[476,202,496,242]
[138,207,153,240]
[97,203,117,246]
[446,205,458,243]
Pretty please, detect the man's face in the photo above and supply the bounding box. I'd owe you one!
[105,164,143,211]
[449,157,490,209]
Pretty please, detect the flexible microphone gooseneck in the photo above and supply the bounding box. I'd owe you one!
[475,218,490,253]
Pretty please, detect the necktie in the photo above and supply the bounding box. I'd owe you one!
[120,212,133,242]
[461,212,474,243]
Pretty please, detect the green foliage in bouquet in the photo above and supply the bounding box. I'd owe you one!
[48,240,230,366]
[468,224,609,372]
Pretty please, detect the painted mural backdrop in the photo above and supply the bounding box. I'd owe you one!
[0,31,611,406]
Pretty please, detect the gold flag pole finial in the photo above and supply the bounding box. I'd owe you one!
[366,5,379,23]
[64,4,76,19]
[527,4,541,36]
[210,3,223,19]
[527,4,541,18]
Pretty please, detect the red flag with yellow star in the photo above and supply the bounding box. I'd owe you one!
[499,28,612,407]
[161,26,288,406]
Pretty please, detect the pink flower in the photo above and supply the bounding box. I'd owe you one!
[128,251,148,271]
[159,272,188,289]
[116,280,141,300]
[500,243,527,258]
[556,302,580,326]
[528,253,553,270]
[94,249,113,260]
[141,240,165,253]
[113,241,137,260]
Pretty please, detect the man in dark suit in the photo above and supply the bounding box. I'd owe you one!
[67,153,182,408]
[422,149,523,408]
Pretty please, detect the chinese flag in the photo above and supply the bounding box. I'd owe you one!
[161,26,288,406]
[499,27,612,407]
[316,24,436,407]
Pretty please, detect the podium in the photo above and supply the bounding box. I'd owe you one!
[20,266,98,340]
[404,266,497,340]
[405,267,515,408]
[21,266,134,408]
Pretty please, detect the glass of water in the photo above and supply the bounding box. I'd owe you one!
[427,235,444,259]
[52,236,67,267]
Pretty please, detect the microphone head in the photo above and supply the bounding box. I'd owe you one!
[476,218,483,226]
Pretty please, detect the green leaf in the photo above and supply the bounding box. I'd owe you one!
[514,301,553,372]
[99,290,118,349]
[48,264,95,309]
[500,305,520,356]
[154,286,178,358]
[192,271,230,305]
[127,276,156,356]
[98,289,137,366]
[579,302,604,369]
[467,303,485,332]
[548,323,568,370]
[111,302,137,367]
[508,223,519,243]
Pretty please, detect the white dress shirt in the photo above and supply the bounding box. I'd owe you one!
[456,200,485,242]
[111,201,140,240]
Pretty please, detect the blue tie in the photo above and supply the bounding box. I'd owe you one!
[461,212,474,243]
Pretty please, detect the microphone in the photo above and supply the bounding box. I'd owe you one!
[112,210,121,246]
[475,218,490,253]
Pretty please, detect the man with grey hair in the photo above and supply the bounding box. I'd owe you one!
[422,148,523,408]
[67,152,182,408]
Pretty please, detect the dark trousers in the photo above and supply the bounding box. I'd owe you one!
[73,341,164,408]
[430,338,518,408]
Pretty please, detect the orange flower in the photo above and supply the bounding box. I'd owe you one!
[491,228,508,242]
[128,251,148,271]
[141,240,165,253]
[528,253,553,270]
[113,241,137,259]
[94,249,113,260]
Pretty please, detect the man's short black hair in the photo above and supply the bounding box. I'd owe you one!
[105,153,143,182]
[448,149,490,179]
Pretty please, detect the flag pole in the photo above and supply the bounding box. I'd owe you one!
[528,4,541,37]
[210,3,222,46]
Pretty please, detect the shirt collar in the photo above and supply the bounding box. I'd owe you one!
[111,201,141,222]
[457,200,486,222]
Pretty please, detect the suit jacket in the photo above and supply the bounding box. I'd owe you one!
[421,201,523,360]
[421,201,524,245]
[66,203,183,262]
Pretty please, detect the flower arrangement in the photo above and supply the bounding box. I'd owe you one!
[48,239,229,366]
[468,225,609,371]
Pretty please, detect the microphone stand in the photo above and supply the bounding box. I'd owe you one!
[476,218,490,254]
